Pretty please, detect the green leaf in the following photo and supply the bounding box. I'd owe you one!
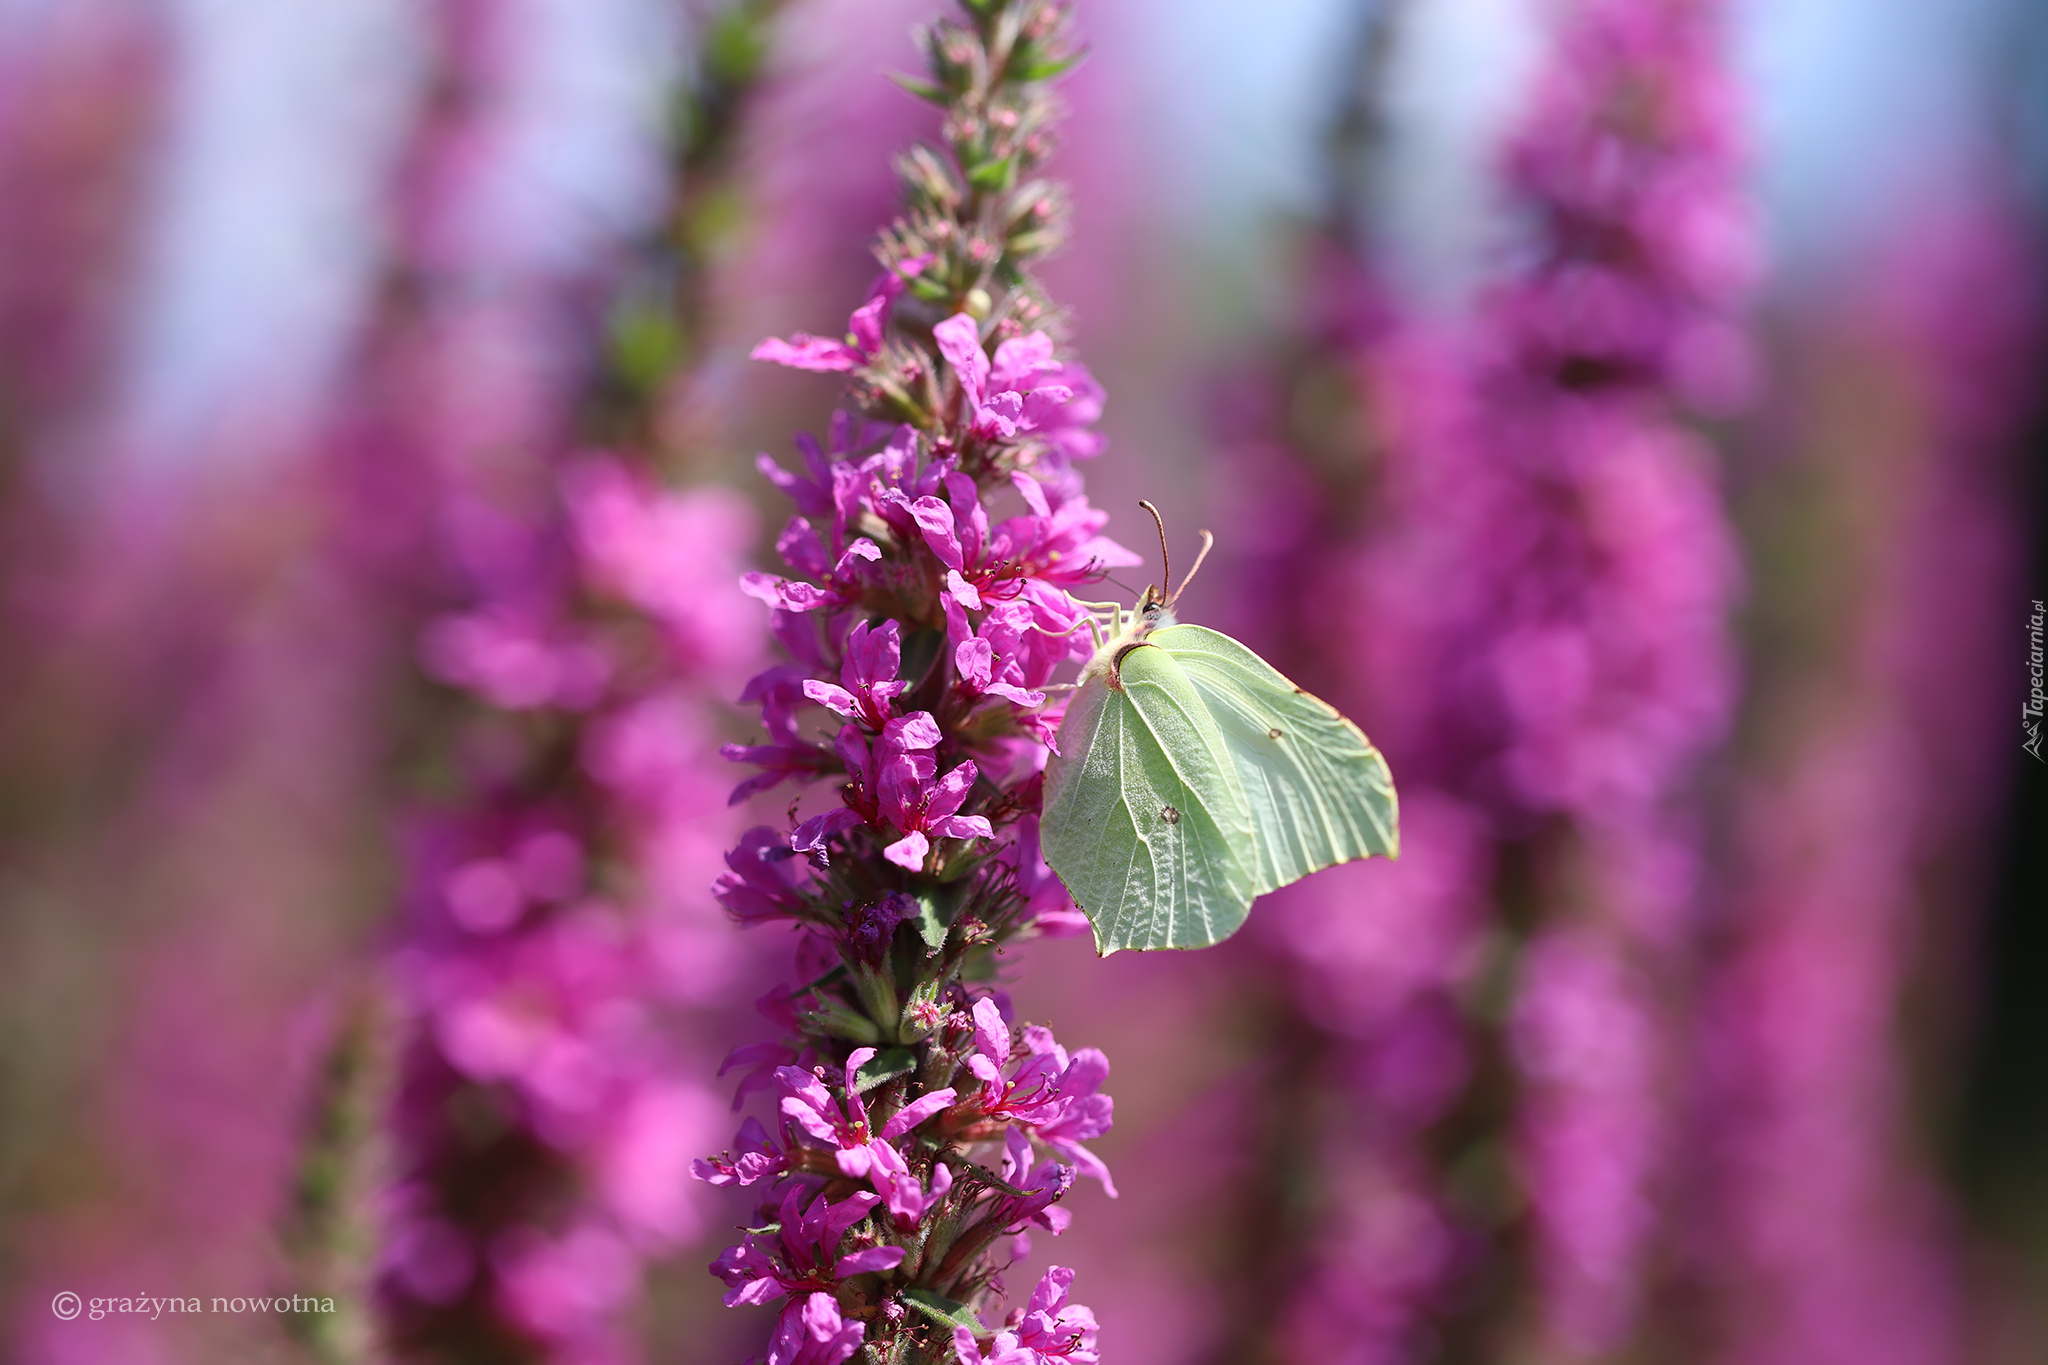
[798,997,883,1045]
[912,886,956,954]
[852,1047,918,1094]
[1012,46,1090,82]
[901,1287,984,1333]
[965,157,1014,191]
[888,71,952,105]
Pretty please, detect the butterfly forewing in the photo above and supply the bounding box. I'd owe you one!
[1154,625,1399,893]
[1042,644,1258,953]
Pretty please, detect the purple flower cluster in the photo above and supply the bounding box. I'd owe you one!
[1687,197,2039,1365]
[1213,0,1754,1357]
[383,460,762,1362]
[1477,4,1750,1352]
[697,4,1117,1361]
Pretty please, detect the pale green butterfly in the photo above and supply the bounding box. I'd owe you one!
[1041,503,1399,954]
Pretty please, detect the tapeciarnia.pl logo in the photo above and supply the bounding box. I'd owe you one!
[2025,598,2045,762]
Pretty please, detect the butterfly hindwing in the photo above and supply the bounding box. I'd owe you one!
[1042,643,1258,953]
[1154,624,1399,894]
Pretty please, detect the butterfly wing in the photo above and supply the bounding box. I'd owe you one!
[1154,624,1398,894]
[1042,644,1259,954]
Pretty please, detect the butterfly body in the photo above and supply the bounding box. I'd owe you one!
[1041,591,1399,954]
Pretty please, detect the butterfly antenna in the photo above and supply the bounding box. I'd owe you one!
[1138,499,1170,597]
[1172,530,1216,606]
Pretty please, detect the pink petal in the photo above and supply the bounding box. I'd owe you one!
[831,1245,906,1278]
[834,537,883,574]
[908,496,966,570]
[880,1088,958,1138]
[750,334,862,372]
[945,569,983,610]
[883,831,930,871]
[991,332,1055,388]
[932,313,989,404]
[803,681,859,718]
[987,682,1047,708]
[927,760,979,817]
[1009,471,1053,519]
[971,998,1009,1065]
[883,712,942,752]
[792,808,865,856]
[780,1097,841,1145]
[955,638,994,690]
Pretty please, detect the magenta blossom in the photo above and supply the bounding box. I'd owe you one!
[804,618,909,729]
[752,264,921,372]
[933,313,1086,444]
[769,1292,870,1365]
[952,1265,1101,1365]
[984,1127,1076,1237]
[713,826,814,924]
[689,1115,792,1188]
[706,7,1110,1358]
[865,1137,957,1229]
[965,999,1116,1194]
[778,1047,958,1177]
[791,713,993,870]
[712,1186,905,1308]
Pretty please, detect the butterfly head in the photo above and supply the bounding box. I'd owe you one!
[1137,584,1176,633]
[1135,499,1213,632]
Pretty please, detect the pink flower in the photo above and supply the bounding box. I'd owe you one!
[713,826,813,923]
[752,264,920,372]
[769,1292,869,1365]
[933,314,1096,446]
[864,1137,957,1229]
[964,999,1115,1194]
[711,1186,904,1308]
[952,1266,1100,1365]
[792,713,993,870]
[804,618,909,729]
[777,1047,958,1180]
[690,1115,791,1188]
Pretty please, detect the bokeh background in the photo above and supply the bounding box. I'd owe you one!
[2,0,2044,1362]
